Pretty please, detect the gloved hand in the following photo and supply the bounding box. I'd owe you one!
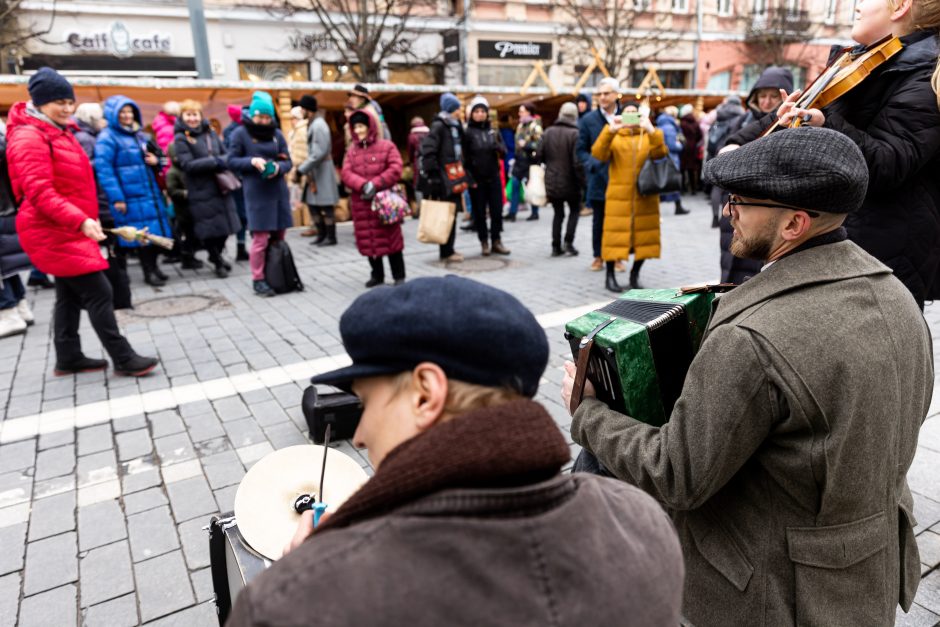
[361,181,376,200]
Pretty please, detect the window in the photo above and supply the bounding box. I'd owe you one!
[672,0,688,12]
[634,0,651,11]
[752,0,766,14]
[825,0,838,22]
[238,61,309,82]
[574,65,607,88]
[320,63,361,83]
[387,64,442,85]
[630,66,691,89]
[785,0,799,11]
[706,70,731,91]
[718,0,733,15]
[740,64,806,92]
[478,64,536,87]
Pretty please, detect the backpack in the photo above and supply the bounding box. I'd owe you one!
[264,237,304,294]
[707,118,735,159]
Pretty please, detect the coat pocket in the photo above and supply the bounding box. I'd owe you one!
[687,512,754,592]
[787,511,888,626]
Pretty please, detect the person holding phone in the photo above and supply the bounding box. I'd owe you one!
[590,103,667,292]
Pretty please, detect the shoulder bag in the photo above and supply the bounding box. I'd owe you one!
[637,156,682,196]
[206,134,242,195]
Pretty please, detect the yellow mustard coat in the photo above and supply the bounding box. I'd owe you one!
[591,126,667,261]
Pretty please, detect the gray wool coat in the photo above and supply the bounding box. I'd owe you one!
[573,239,934,627]
[297,114,338,207]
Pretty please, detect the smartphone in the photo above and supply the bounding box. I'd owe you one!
[622,112,641,126]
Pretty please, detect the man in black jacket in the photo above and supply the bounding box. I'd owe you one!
[537,102,585,257]
[464,96,510,256]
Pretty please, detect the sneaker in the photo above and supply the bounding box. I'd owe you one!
[442,252,464,263]
[54,356,108,376]
[114,355,159,377]
[491,241,511,255]
[525,214,539,221]
[365,277,384,288]
[614,260,627,273]
[215,264,229,279]
[27,275,54,289]
[459,223,476,232]
[220,258,233,272]
[0,308,27,338]
[590,257,603,272]
[253,280,275,297]
[15,299,34,325]
[503,214,516,223]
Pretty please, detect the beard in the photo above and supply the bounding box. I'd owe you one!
[729,216,779,262]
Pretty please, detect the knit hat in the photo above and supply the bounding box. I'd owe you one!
[703,126,869,214]
[440,92,461,114]
[559,102,578,122]
[349,110,371,129]
[227,104,242,124]
[249,91,275,118]
[679,104,694,118]
[27,67,75,107]
[469,95,489,112]
[299,95,318,112]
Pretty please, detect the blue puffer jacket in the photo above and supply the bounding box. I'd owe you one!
[655,113,683,202]
[95,95,171,246]
[577,107,620,203]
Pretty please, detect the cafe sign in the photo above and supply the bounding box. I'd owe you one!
[67,22,172,58]
[478,40,552,61]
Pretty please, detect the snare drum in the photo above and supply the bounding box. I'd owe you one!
[208,513,271,625]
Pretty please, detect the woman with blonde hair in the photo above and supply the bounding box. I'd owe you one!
[591,103,668,293]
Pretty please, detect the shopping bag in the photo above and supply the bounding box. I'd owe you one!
[417,199,457,244]
[525,164,547,206]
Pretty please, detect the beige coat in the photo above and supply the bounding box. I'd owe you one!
[572,239,933,626]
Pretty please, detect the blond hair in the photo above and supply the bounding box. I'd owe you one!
[179,99,202,114]
[908,0,940,107]
[390,371,524,418]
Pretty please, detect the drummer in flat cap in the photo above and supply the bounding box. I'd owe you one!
[564,126,933,626]
[228,276,684,626]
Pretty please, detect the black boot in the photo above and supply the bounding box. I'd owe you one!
[312,217,327,245]
[605,263,623,293]
[551,245,564,257]
[675,200,690,215]
[629,260,645,289]
[236,242,249,261]
[318,224,337,247]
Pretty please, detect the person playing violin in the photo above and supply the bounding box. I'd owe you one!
[725,0,940,309]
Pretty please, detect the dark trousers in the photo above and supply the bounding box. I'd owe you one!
[308,204,335,224]
[54,271,135,366]
[0,273,25,309]
[136,246,160,278]
[550,193,581,248]
[203,236,228,265]
[591,199,606,258]
[469,180,504,244]
[367,252,405,281]
[233,188,247,244]
[436,194,460,258]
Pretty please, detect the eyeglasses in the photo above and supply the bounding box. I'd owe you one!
[727,194,820,217]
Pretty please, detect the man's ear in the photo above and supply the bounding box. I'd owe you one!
[779,210,814,242]
[890,0,913,22]
[410,363,449,432]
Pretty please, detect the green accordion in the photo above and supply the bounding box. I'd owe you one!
[565,288,716,427]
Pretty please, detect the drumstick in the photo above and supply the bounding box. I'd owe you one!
[313,424,331,527]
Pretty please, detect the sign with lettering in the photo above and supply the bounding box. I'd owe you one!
[66,22,172,58]
[443,31,460,64]
[287,32,336,52]
[478,40,552,60]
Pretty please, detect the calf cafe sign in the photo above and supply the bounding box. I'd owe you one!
[67,22,172,58]
[478,40,552,61]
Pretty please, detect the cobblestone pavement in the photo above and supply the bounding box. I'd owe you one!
[1,194,939,626]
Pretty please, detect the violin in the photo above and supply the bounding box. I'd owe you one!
[765,34,903,133]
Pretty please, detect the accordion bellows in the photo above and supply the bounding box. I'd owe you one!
[565,289,715,426]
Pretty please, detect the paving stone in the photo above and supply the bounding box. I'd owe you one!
[896,602,940,627]
[264,421,308,449]
[0,571,20,627]
[134,551,194,622]
[224,418,267,448]
[149,410,186,439]
[161,459,203,484]
[193,437,232,459]
[248,399,291,427]
[82,593,139,627]
[165,476,216,522]
[79,540,134,607]
[179,400,213,418]
[122,459,162,494]
[23,531,77,595]
[116,428,153,462]
[214,485,239,514]
[33,443,75,481]
[914,493,940,535]
[185,413,226,443]
[77,425,113,457]
[0,522,26,575]
[212,396,251,422]
[191,567,214,603]
[201,452,245,490]
[112,412,148,433]
[915,568,940,615]
[77,479,120,507]
[123,487,169,515]
[76,449,118,488]
[0,439,36,473]
[27,491,76,541]
[236,442,274,466]
[154,432,196,466]
[18,583,76,627]
[37,427,75,451]
[178,517,211,570]
[127,505,179,562]
[78,499,126,551]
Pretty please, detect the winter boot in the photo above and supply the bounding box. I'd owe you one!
[236,242,250,261]
[0,308,27,338]
[312,217,327,245]
[605,263,624,293]
[551,245,564,257]
[481,241,491,256]
[318,224,337,247]
[629,260,645,289]
[491,241,510,255]
[564,243,579,257]
[15,299,34,326]
[675,200,690,215]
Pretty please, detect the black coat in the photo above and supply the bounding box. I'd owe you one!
[463,120,505,182]
[173,120,240,241]
[419,113,469,200]
[536,118,585,200]
[0,133,29,277]
[725,31,940,305]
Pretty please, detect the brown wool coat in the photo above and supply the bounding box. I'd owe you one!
[572,240,934,627]
[591,126,667,262]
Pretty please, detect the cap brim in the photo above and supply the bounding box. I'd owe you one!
[310,362,404,392]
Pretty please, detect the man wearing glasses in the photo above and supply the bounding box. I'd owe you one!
[577,77,623,273]
[563,126,933,626]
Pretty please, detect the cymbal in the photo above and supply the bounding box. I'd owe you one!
[234,444,369,560]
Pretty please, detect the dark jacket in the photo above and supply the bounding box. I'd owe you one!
[510,118,542,180]
[340,113,404,258]
[172,119,239,241]
[463,119,506,182]
[230,399,684,627]
[679,114,703,170]
[725,32,940,305]
[225,120,293,232]
[165,144,189,222]
[573,239,933,626]
[577,106,620,203]
[0,132,30,278]
[706,100,746,159]
[535,117,585,200]
[419,112,469,200]
[406,124,429,189]
[656,113,683,203]
[71,119,113,228]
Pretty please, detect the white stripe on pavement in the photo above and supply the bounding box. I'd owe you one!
[0,301,608,444]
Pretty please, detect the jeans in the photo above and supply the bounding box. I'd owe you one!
[572,449,616,477]
[591,199,606,258]
[249,230,286,281]
[0,274,25,310]
[367,252,405,281]
[550,193,581,249]
[469,179,504,244]
[53,271,135,366]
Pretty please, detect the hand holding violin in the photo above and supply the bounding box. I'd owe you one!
[776,89,825,128]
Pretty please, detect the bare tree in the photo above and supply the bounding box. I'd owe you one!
[275,0,443,82]
[0,0,57,72]
[738,4,821,69]
[556,0,680,82]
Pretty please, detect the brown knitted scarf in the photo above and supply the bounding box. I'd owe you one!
[314,399,571,534]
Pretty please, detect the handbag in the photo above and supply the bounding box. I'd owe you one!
[417,199,457,244]
[443,161,470,195]
[371,184,411,226]
[205,134,242,195]
[525,164,547,206]
[637,157,682,196]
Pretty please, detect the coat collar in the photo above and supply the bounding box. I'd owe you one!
[710,240,891,328]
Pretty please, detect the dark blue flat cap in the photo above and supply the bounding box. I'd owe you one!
[311,276,549,397]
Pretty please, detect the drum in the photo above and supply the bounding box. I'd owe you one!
[208,513,270,625]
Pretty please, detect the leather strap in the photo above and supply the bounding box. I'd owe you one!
[569,318,615,415]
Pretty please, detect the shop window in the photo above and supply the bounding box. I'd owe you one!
[630,67,691,90]
[478,64,537,87]
[706,70,731,91]
[238,61,309,82]
[320,63,362,83]
[573,65,606,88]
[387,64,442,85]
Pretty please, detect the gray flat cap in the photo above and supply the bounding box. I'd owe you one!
[703,126,869,213]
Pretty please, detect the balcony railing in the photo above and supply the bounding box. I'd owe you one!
[746,8,812,41]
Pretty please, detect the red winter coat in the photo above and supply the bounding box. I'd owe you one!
[341,116,404,258]
[7,102,107,277]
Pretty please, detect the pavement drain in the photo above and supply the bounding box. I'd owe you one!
[434,257,516,273]
[116,291,233,321]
